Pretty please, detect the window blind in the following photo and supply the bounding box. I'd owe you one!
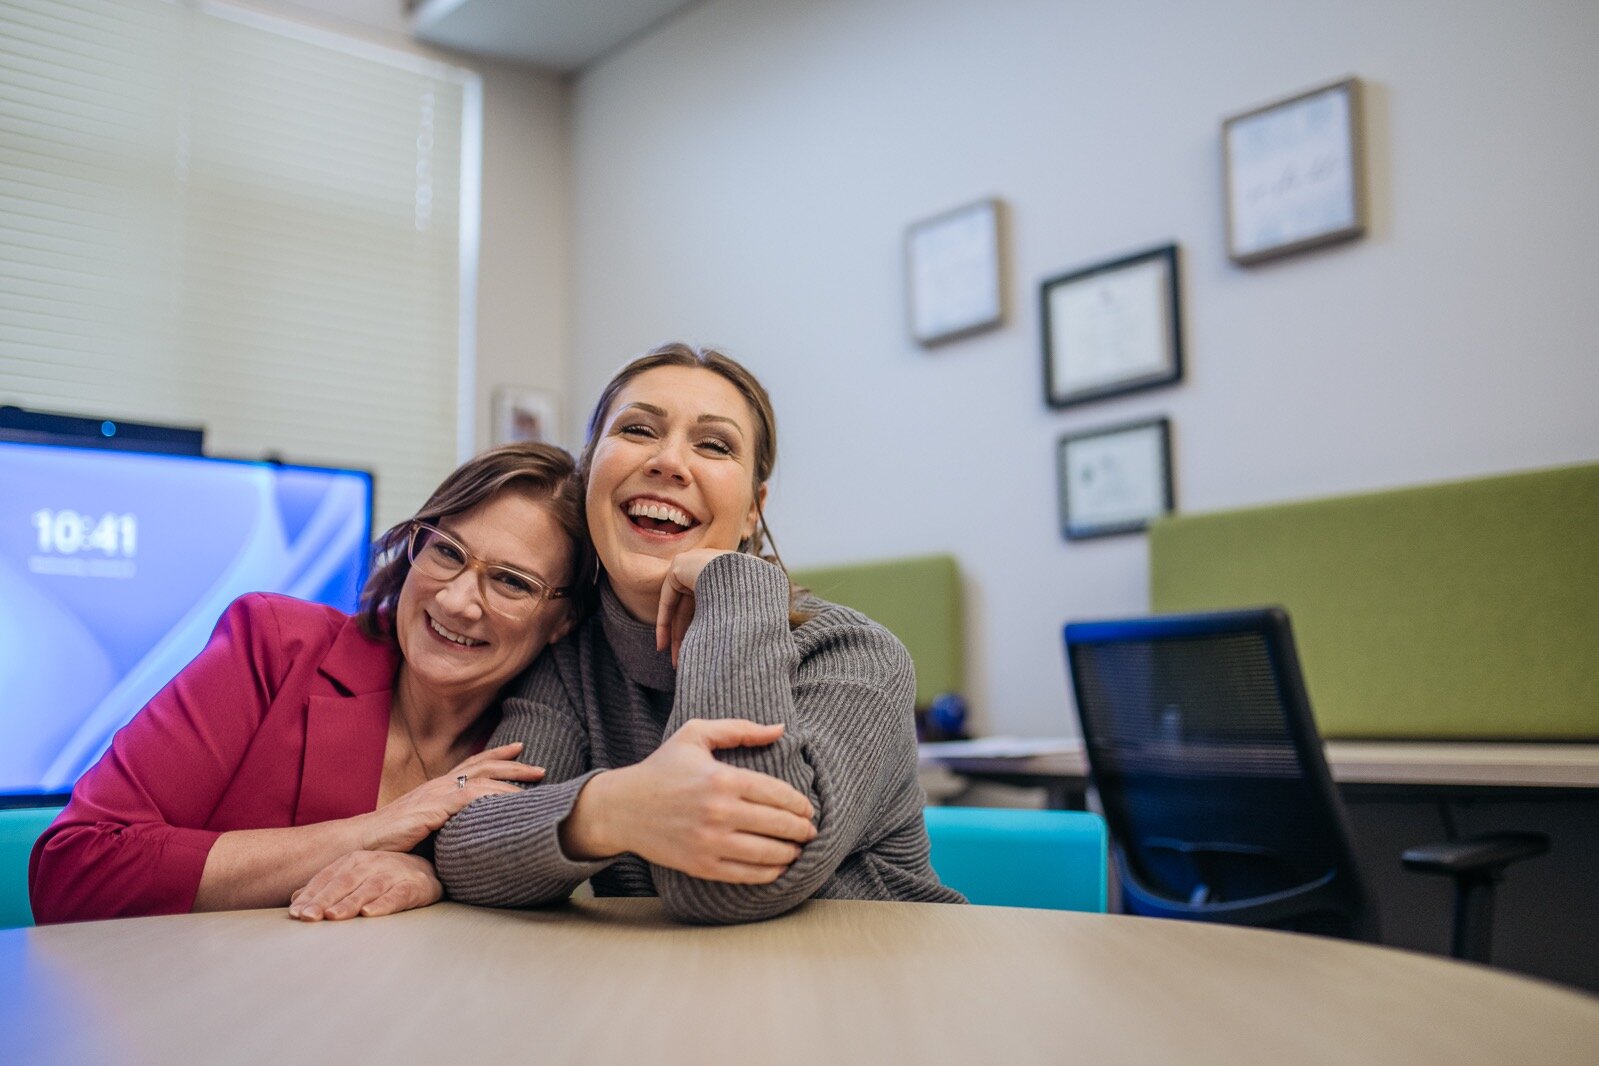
[0,0,479,532]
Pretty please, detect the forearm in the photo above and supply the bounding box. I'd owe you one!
[649,698,887,924]
[671,554,806,784]
[434,775,610,907]
[660,557,924,921]
[193,818,369,911]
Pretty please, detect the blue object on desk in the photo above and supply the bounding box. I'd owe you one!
[1,806,62,929]
[924,806,1107,912]
[927,692,967,738]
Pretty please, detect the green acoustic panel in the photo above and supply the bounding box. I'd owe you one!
[791,554,963,709]
[1149,463,1599,740]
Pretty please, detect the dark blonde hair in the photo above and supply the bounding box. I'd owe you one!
[580,342,810,621]
[358,441,597,640]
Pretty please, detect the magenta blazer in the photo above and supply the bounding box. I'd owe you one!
[29,593,402,923]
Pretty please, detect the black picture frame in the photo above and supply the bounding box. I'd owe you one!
[1056,416,1175,540]
[1041,244,1183,409]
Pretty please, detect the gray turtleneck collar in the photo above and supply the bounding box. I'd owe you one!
[597,580,677,693]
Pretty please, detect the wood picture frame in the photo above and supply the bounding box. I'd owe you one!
[491,386,560,447]
[905,197,1005,346]
[1223,77,1368,265]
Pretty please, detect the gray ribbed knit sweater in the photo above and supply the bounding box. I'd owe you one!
[434,551,964,923]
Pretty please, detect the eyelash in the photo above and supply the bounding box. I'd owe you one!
[617,423,734,456]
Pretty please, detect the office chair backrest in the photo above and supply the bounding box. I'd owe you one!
[1065,609,1376,939]
[923,806,1108,912]
[1,806,63,929]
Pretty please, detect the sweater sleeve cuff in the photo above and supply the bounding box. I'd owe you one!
[694,552,790,629]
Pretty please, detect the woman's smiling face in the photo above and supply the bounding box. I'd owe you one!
[585,365,765,620]
[394,490,575,709]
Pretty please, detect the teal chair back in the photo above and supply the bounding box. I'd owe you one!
[1,806,63,929]
[924,806,1108,912]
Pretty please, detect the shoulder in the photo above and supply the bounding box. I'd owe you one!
[220,592,347,649]
[215,593,374,686]
[504,614,596,706]
[790,593,915,691]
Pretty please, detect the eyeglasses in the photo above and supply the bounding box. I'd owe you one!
[406,522,569,617]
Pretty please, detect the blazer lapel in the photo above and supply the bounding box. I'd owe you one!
[294,617,399,826]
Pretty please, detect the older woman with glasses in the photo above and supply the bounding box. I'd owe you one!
[30,442,594,924]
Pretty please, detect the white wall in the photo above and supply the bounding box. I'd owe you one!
[566,0,1599,736]
[472,57,572,452]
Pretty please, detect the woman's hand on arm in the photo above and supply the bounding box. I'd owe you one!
[560,718,816,883]
[431,664,603,910]
[352,743,544,853]
[287,851,441,921]
[193,744,543,912]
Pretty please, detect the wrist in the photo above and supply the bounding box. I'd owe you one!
[560,770,626,861]
[349,811,384,853]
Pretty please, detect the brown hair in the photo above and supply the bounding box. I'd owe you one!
[358,441,597,640]
[579,342,811,622]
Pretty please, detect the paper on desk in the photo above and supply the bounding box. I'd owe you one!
[919,736,1081,759]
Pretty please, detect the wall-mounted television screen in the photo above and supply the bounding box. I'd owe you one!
[0,440,373,803]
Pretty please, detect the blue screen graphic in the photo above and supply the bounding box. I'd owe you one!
[0,441,373,799]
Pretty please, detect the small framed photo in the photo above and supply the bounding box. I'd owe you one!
[1223,77,1367,265]
[1056,417,1174,540]
[905,197,1005,346]
[491,386,560,447]
[1041,244,1182,409]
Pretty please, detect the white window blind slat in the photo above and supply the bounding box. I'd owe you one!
[0,0,477,533]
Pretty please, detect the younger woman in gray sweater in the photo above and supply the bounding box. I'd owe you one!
[436,344,962,922]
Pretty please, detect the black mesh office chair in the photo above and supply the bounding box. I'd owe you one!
[1064,608,1547,960]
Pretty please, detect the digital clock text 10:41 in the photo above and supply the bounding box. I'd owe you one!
[32,510,138,556]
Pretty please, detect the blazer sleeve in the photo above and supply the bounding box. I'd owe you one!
[29,594,297,922]
[652,552,927,924]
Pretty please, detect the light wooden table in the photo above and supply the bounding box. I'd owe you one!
[5,899,1597,1065]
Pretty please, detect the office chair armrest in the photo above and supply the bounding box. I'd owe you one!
[1401,832,1549,879]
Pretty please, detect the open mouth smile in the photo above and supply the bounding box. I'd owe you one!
[622,496,701,537]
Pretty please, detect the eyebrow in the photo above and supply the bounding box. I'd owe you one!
[614,402,746,440]
[434,521,543,577]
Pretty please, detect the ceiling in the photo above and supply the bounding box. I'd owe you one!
[408,0,701,72]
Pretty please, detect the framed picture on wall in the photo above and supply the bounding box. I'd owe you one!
[905,197,1005,346]
[1223,77,1367,265]
[1041,244,1182,409]
[491,386,561,447]
[1056,417,1174,540]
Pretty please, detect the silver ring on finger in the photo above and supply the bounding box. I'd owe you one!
[456,774,468,790]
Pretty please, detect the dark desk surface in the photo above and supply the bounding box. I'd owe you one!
[7,899,1599,1064]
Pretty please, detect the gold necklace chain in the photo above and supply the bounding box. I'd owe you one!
[396,707,440,781]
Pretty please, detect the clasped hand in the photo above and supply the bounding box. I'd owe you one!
[567,718,817,884]
[355,742,545,854]
[288,743,544,921]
